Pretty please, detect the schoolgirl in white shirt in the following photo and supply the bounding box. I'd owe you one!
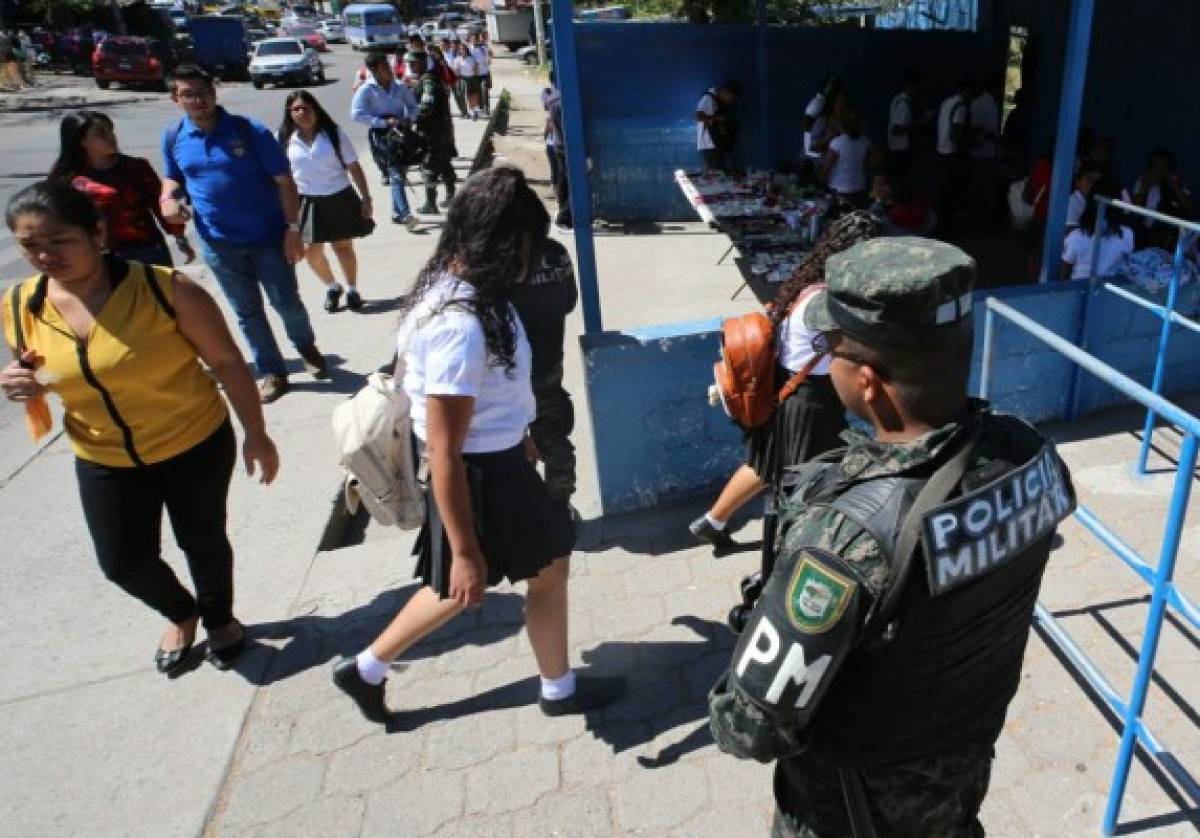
[277,91,374,312]
[333,166,624,722]
[1061,195,1134,280]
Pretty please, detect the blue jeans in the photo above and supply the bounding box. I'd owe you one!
[387,164,410,219]
[200,238,317,378]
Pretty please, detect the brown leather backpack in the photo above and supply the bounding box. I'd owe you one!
[712,286,824,429]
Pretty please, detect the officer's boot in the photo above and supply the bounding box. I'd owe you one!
[417,188,439,216]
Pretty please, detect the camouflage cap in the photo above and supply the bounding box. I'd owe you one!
[803,236,976,346]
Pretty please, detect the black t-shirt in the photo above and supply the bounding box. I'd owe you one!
[509,239,577,384]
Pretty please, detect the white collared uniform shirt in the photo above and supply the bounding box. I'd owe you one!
[283,127,358,197]
[399,275,535,454]
[888,92,913,152]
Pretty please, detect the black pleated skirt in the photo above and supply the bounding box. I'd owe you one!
[299,186,374,244]
[413,444,575,597]
[744,371,847,482]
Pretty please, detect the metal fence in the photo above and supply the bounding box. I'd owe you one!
[981,297,1200,836]
[1067,198,1200,476]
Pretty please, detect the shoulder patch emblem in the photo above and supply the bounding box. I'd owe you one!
[786,555,854,634]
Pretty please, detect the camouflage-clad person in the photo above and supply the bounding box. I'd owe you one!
[509,237,579,501]
[708,238,1075,837]
[405,49,457,216]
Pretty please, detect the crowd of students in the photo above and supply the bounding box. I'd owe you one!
[695,73,1199,285]
[352,30,494,121]
[0,54,613,718]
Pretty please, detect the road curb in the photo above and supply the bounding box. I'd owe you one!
[0,93,158,113]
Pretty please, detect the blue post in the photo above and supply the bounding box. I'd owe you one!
[755,0,769,166]
[549,0,602,335]
[1103,432,1199,834]
[1039,0,1095,284]
[1135,233,1187,474]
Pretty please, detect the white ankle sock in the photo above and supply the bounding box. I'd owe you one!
[355,649,390,685]
[705,512,727,531]
[540,669,576,701]
[329,282,343,293]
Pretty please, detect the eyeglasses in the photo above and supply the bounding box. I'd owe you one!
[176,87,214,102]
[810,332,891,378]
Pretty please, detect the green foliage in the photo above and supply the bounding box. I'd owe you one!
[576,0,907,25]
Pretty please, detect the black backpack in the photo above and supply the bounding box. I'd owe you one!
[385,124,428,169]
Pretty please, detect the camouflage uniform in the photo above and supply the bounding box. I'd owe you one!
[708,238,1073,837]
[510,239,579,501]
[412,59,456,211]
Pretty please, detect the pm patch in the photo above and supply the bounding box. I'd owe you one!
[786,554,855,634]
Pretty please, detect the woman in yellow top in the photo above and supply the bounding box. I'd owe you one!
[0,181,279,676]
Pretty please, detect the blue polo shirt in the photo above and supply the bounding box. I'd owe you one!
[162,108,290,246]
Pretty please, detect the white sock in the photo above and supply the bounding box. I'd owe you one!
[355,649,390,685]
[705,512,727,531]
[540,669,576,701]
[328,282,343,293]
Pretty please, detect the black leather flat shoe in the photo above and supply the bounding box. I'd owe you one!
[205,637,246,671]
[154,643,193,675]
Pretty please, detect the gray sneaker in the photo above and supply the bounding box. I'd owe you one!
[689,515,735,549]
[258,374,288,404]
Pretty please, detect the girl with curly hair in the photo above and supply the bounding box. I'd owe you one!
[333,165,623,723]
[690,211,882,549]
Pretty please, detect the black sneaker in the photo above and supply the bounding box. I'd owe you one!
[345,289,363,311]
[298,344,329,378]
[689,515,735,549]
[416,203,438,216]
[332,658,389,723]
[324,286,343,313]
[539,675,625,717]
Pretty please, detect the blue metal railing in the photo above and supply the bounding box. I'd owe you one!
[1070,198,1200,474]
[982,297,1200,836]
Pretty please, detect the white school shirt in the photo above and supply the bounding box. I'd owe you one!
[887,92,913,152]
[827,134,870,194]
[399,275,535,454]
[696,90,718,151]
[969,92,999,160]
[803,91,826,158]
[1066,190,1087,227]
[454,53,477,78]
[777,293,832,376]
[936,94,967,156]
[1061,226,1135,280]
[283,127,358,197]
[471,45,490,74]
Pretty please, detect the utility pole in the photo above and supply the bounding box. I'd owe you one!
[531,0,546,66]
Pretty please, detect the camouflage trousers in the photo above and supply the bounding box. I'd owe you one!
[771,747,992,838]
[530,371,575,501]
[421,143,456,192]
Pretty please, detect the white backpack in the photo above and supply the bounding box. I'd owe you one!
[1008,177,1046,232]
[331,354,425,529]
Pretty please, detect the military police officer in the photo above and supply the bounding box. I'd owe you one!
[708,237,1075,837]
[405,49,457,216]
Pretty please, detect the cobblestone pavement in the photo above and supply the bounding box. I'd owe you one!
[204,409,1199,837]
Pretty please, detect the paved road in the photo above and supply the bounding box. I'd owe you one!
[0,46,369,480]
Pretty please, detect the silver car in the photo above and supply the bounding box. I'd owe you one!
[318,19,346,43]
[249,37,324,89]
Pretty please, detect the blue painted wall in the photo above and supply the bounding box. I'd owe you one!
[576,21,1001,221]
[584,280,1200,513]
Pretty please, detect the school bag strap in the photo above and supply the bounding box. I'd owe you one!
[7,283,26,361]
[141,262,176,319]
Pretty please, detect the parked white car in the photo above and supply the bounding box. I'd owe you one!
[249,37,324,88]
[318,19,346,43]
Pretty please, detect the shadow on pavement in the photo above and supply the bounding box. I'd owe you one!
[221,586,527,687]
[577,495,763,558]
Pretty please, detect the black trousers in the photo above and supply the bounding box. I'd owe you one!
[551,148,571,227]
[75,421,237,629]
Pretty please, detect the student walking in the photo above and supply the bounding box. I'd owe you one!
[470,33,492,117]
[1,181,279,675]
[690,213,880,549]
[453,41,482,120]
[351,51,421,231]
[160,65,327,404]
[50,110,196,268]
[695,80,740,174]
[331,166,623,723]
[278,91,374,313]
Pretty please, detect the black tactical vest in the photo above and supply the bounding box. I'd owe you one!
[784,413,1072,769]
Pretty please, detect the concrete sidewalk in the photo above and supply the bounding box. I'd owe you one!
[0,72,160,112]
[0,54,1196,838]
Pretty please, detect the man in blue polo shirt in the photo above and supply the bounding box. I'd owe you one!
[159,64,325,404]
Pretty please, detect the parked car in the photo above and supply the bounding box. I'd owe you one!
[249,36,324,87]
[286,23,328,51]
[317,19,345,43]
[92,35,173,90]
